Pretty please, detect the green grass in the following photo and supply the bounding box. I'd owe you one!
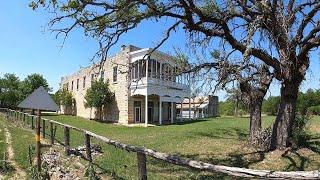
[0,116,34,171]
[0,116,7,170]
[3,111,320,179]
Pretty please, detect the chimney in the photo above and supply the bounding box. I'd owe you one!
[121,45,126,51]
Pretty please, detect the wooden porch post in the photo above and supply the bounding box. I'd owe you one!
[180,101,183,122]
[189,97,191,121]
[159,97,162,125]
[145,94,148,127]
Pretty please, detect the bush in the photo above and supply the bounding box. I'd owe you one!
[291,115,310,148]
[262,96,280,115]
[307,105,320,115]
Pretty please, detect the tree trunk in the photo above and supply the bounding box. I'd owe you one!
[249,100,262,142]
[270,82,299,149]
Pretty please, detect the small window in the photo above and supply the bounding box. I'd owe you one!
[76,79,79,90]
[152,60,157,78]
[83,76,86,88]
[91,74,95,84]
[100,71,105,82]
[156,62,160,78]
[71,81,74,91]
[113,66,118,82]
[147,60,152,77]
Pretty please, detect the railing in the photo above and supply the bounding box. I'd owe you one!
[130,77,190,91]
[0,108,319,179]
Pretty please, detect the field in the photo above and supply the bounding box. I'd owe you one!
[1,113,320,179]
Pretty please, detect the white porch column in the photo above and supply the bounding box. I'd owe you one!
[189,97,191,121]
[180,101,183,122]
[159,97,162,125]
[145,95,148,126]
[160,63,162,79]
[171,102,174,124]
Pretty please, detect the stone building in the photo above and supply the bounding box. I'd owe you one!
[60,45,191,125]
[176,96,219,119]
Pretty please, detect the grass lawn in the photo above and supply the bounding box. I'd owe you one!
[3,112,320,179]
[0,116,7,171]
[0,116,34,172]
[39,114,320,179]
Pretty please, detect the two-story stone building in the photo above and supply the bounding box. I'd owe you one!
[60,45,191,125]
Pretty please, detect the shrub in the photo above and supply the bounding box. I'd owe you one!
[291,115,310,148]
[262,96,280,115]
[307,105,320,115]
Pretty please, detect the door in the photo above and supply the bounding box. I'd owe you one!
[134,107,141,123]
[148,101,154,122]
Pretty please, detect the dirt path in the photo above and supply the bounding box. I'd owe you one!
[4,126,27,179]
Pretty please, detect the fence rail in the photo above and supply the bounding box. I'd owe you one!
[0,108,319,179]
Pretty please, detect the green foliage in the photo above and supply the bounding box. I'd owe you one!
[262,96,280,115]
[219,100,247,116]
[307,105,320,115]
[84,80,114,108]
[20,73,51,100]
[84,163,100,180]
[291,115,310,148]
[0,73,22,108]
[54,89,74,106]
[263,89,320,116]
[297,89,320,115]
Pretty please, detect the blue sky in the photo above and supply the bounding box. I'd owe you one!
[1,1,319,101]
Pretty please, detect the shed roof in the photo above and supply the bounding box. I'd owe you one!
[18,86,59,111]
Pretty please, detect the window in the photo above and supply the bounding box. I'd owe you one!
[71,81,74,91]
[113,66,118,82]
[100,71,105,81]
[139,60,146,78]
[83,76,86,88]
[91,74,95,84]
[76,79,79,90]
[147,60,152,77]
[152,60,157,78]
[156,62,161,78]
[134,62,139,79]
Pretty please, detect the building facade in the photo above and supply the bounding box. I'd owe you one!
[176,96,219,119]
[60,45,191,125]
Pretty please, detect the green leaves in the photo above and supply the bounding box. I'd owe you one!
[54,89,73,106]
[20,73,51,100]
[84,79,114,108]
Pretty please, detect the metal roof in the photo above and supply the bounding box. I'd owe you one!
[18,86,59,111]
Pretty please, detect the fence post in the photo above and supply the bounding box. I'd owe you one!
[84,133,92,162]
[42,119,46,138]
[137,152,147,180]
[64,126,70,155]
[50,122,54,145]
[31,116,34,129]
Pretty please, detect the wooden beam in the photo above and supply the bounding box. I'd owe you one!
[64,126,70,155]
[137,152,147,180]
[36,109,41,172]
[84,133,92,162]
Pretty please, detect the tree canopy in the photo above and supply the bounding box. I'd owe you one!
[84,80,114,108]
[31,0,320,149]
[21,73,51,99]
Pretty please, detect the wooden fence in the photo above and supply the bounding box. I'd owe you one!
[0,108,319,179]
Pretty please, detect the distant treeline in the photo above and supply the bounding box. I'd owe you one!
[0,73,50,108]
[219,89,320,116]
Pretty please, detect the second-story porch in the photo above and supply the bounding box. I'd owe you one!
[128,48,192,125]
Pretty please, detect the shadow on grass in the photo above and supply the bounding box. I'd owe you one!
[188,127,249,141]
[306,135,320,154]
[163,119,213,126]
